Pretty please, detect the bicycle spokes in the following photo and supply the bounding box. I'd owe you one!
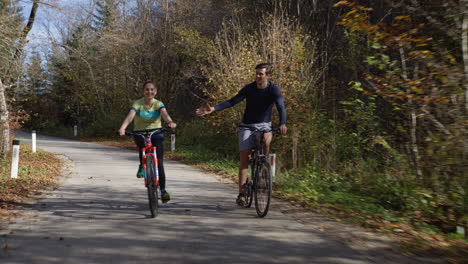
[254,162,272,217]
[245,179,254,208]
[146,156,159,218]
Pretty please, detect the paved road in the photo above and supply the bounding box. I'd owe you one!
[0,132,444,264]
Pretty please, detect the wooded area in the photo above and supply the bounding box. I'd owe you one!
[0,0,466,234]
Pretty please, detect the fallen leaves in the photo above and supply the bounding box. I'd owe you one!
[0,145,62,222]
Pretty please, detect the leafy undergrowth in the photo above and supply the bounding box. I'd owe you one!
[274,190,467,263]
[0,145,62,222]
[165,145,239,178]
[88,137,467,263]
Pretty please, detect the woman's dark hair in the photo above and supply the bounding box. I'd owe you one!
[255,63,273,75]
[142,80,157,89]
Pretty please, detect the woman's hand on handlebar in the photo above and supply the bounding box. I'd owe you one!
[168,122,177,130]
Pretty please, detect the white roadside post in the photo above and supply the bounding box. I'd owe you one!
[10,140,20,179]
[171,134,176,152]
[32,130,36,152]
[269,153,276,182]
[73,125,78,137]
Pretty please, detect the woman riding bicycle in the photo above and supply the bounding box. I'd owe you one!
[119,81,176,203]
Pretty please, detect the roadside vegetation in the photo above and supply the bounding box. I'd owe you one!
[0,144,62,223]
[174,124,468,263]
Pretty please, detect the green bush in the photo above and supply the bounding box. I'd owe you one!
[177,120,238,159]
[84,117,122,137]
[277,165,352,200]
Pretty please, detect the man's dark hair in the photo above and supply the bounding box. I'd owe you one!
[255,63,273,75]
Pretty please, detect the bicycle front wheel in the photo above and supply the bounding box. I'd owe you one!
[244,165,255,208]
[254,160,272,217]
[146,156,159,218]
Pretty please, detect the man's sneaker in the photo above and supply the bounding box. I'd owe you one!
[136,165,144,178]
[236,193,245,206]
[161,190,171,203]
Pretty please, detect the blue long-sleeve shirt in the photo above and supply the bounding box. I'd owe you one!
[214,81,286,125]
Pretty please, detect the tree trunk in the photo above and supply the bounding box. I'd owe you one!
[0,79,10,158]
[0,0,39,159]
[292,128,299,170]
[15,1,39,59]
[461,0,468,177]
[6,0,40,80]
[399,46,423,179]
[462,0,468,113]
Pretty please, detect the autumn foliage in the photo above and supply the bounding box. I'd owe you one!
[335,0,466,230]
[3,0,465,247]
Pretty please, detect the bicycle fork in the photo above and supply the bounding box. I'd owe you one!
[143,150,160,188]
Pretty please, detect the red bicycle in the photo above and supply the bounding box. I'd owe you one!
[124,127,169,218]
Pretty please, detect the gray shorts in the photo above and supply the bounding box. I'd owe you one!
[238,122,272,151]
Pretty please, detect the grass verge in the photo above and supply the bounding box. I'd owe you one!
[0,144,62,223]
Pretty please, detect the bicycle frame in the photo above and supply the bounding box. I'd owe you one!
[250,140,264,179]
[250,130,274,184]
[241,126,278,165]
[125,128,168,187]
[140,134,159,187]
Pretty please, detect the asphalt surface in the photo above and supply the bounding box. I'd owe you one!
[0,132,446,264]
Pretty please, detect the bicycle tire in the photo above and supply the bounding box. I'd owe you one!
[254,160,272,217]
[246,153,257,208]
[146,155,159,218]
[245,174,254,208]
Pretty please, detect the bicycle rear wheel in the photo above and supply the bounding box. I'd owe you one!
[254,160,272,217]
[146,156,159,218]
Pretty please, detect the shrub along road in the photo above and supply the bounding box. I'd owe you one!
[0,132,445,264]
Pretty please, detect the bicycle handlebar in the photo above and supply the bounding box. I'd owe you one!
[118,127,173,138]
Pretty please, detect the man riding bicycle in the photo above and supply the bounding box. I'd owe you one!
[196,63,287,206]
